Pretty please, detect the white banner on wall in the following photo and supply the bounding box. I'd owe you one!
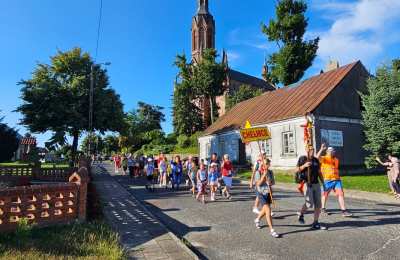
[321,129,343,147]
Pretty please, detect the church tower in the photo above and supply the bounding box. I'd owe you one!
[191,0,215,63]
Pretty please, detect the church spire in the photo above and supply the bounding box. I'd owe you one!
[197,0,209,14]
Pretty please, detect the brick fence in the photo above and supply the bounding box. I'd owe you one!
[0,160,90,232]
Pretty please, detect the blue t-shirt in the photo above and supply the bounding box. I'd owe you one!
[209,171,218,182]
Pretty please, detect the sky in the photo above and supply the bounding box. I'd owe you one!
[1,0,400,147]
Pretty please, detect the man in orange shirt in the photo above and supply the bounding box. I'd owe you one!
[319,145,352,217]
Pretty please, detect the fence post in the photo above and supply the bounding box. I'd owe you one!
[68,167,89,222]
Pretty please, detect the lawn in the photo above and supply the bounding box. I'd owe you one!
[0,221,125,260]
[237,170,390,194]
[0,162,69,168]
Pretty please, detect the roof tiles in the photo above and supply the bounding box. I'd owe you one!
[203,61,360,135]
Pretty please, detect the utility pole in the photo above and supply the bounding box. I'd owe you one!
[88,64,94,156]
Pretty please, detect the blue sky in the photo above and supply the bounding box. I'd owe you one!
[1,0,400,146]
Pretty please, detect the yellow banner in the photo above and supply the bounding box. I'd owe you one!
[240,127,271,142]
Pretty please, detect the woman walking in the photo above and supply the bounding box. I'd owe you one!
[158,154,168,188]
[188,160,197,196]
[196,162,208,204]
[254,159,280,238]
[171,156,183,190]
[221,154,233,199]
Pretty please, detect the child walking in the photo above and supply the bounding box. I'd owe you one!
[208,162,219,201]
[196,163,208,204]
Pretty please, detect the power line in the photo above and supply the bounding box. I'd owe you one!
[95,0,103,61]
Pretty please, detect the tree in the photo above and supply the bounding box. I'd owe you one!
[103,135,119,155]
[226,84,264,110]
[81,134,104,155]
[191,49,226,126]
[136,102,165,132]
[262,0,319,86]
[362,60,400,166]
[0,114,19,162]
[173,54,204,135]
[16,47,124,161]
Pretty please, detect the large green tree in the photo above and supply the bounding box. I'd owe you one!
[81,134,104,155]
[0,114,20,162]
[362,60,400,166]
[226,84,264,110]
[122,101,166,151]
[191,49,226,125]
[16,47,124,161]
[103,135,119,155]
[173,54,204,135]
[262,0,319,86]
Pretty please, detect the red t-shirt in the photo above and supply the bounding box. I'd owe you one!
[222,161,233,177]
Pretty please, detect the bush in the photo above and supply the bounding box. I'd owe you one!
[177,135,191,148]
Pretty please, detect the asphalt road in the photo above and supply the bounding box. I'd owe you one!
[103,163,400,260]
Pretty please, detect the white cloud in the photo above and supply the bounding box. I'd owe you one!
[226,50,240,61]
[313,0,400,67]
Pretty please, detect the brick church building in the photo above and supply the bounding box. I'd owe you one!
[191,0,275,125]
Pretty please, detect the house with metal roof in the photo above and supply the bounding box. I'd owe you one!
[198,61,370,171]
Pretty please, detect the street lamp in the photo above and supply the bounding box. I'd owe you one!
[88,62,111,156]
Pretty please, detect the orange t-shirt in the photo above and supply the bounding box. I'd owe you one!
[320,156,340,181]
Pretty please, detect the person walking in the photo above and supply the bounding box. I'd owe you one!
[319,145,353,217]
[121,155,128,175]
[297,146,327,230]
[158,154,168,188]
[127,154,135,178]
[208,162,219,201]
[221,154,233,199]
[145,158,155,191]
[196,162,208,204]
[208,153,222,196]
[376,154,400,199]
[250,154,263,215]
[114,154,121,174]
[254,159,280,238]
[171,156,183,190]
[188,161,197,196]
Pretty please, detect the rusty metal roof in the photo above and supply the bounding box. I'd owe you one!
[203,61,360,136]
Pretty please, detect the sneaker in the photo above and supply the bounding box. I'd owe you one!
[321,208,330,216]
[252,208,260,214]
[270,229,280,238]
[311,222,327,230]
[342,211,353,217]
[298,214,305,224]
[254,219,261,229]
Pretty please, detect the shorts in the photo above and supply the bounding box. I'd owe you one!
[222,176,232,187]
[209,180,218,186]
[197,181,207,194]
[304,183,322,209]
[258,193,272,206]
[323,180,344,196]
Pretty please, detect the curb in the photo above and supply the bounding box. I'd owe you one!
[236,178,400,205]
[98,164,200,260]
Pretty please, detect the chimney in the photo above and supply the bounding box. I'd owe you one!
[325,60,339,71]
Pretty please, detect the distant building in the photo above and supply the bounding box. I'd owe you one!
[191,0,275,125]
[16,136,37,161]
[198,61,370,172]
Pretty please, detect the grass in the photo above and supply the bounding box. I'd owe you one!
[0,221,125,260]
[237,169,390,194]
[0,162,69,168]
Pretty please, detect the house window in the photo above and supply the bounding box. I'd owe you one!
[282,132,295,155]
[261,139,272,156]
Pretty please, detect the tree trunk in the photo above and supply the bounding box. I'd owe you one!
[209,96,215,124]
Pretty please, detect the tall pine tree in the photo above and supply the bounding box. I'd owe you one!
[262,0,319,86]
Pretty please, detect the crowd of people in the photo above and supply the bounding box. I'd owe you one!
[107,144,399,239]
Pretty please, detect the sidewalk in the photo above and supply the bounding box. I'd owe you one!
[238,178,400,205]
[92,165,197,260]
